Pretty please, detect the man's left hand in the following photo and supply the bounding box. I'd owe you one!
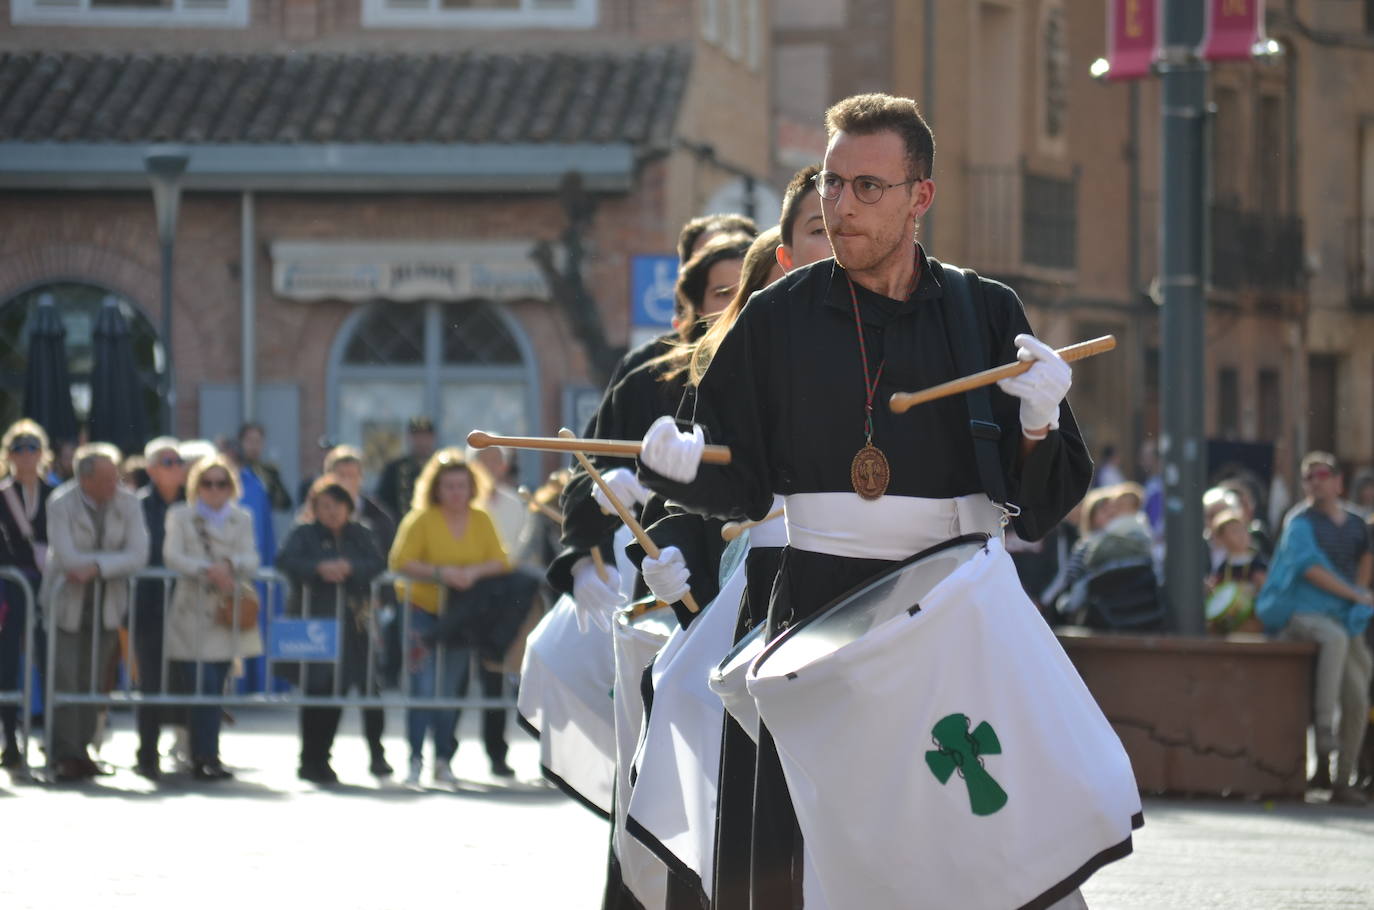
[996,334,1071,438]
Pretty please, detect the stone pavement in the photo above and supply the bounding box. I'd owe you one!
[2,707,1371,909]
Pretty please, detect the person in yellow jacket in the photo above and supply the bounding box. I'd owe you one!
[389,448,510,786]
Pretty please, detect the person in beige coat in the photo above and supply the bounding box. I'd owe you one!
[41,443,148,782]
[163,455,261,780]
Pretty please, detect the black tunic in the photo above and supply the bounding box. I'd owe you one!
[640,246,1092,626]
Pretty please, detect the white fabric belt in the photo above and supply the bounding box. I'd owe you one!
[783,493,1005,561]
[748,494,789,548]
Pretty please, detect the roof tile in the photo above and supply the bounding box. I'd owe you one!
[0,47,690,149]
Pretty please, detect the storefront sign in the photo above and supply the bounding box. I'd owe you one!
[271,241,549,302]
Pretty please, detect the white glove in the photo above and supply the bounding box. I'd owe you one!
[640,415,705,484]
[592,467,650,516]
[996,333,1071,438]
[571,557,623,633]
[640,546,692,605]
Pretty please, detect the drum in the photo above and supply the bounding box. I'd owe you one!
[611,598,676,908]
[516,594,615,817]
[709,622,766,742]
[747,535,1142,910]
[625,555,748,898]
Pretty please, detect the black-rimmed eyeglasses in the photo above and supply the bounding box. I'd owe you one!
[813,170,923,205]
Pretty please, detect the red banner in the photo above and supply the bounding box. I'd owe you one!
[1106,0,1159,81]
[1198,0,1265,62]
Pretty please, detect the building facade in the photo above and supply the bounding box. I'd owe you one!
[0,0,772,491]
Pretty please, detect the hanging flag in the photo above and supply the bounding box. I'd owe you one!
[1198,0,1265,62]
[1106,0,1159,82]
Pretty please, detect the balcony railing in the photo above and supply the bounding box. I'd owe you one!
[1209,204,1305,294]
[966,162,1078,277]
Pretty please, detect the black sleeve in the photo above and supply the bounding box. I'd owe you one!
[264,464,293,511]
[376,461,400,517]
[624,501,727,629]
[346,524,388,589]
[275,525,320,583]
[637,292,777,523]
[981,280,1094,542]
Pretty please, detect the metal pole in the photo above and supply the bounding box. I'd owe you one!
[1159,0,1208,635]
[240,191,256,422]
[160,236,175,436]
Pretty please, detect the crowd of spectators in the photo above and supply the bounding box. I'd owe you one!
[0,416,546,787]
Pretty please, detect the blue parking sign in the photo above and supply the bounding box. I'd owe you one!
[631,255,679,328]
[269,618,340,662]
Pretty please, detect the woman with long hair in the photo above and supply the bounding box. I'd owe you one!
[389,448,511,786]
[0,419,54,769]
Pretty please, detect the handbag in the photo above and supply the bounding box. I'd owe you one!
[193,514,260,631]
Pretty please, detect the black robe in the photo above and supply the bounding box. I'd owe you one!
[639,246,1093,908]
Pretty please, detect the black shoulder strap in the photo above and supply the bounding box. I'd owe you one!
[939,265,1010,508]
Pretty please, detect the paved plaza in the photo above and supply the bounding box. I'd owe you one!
[2,708,1371,909]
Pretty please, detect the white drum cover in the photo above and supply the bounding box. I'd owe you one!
[517,594,616,817]
[625,556,747,895]
[747,538,1141,910]
[612,604,677,908]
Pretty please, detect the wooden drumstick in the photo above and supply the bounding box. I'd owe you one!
[721,508,785,542]
[558,428,700,614]
[467,429,732,465]
[516,485,565,524]
[889,335,1117,414]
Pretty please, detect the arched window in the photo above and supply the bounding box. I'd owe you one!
[0,282,164,438]
[328,300,538,475]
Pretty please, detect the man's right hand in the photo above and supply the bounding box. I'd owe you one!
[640,416,705,484]
[571,556,623,634]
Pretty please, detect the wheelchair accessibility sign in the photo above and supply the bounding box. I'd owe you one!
[269,619,340,662]
[631,255,679,328]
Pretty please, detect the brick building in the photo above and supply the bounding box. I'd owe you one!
[0,0,772,492]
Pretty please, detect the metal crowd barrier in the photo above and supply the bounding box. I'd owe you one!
[39,567,526,772]
[0,567,37,775]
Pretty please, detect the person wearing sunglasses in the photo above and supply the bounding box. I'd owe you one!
[130,436,185,780]
[0,419,54,770]
[163,455,261,781]
[1257,451,1373,805]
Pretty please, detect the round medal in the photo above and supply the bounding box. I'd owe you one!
[850,444,891,501]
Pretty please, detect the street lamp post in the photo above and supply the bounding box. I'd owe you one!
[144,146,189,436]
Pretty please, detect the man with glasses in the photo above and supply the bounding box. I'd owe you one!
[637,94,1097,908]
[1258,451,1373,805]
[131,437,186,780]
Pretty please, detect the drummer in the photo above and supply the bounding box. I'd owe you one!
[636,93,1093,907]
[547,232,753,631]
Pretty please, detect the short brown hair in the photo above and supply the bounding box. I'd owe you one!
[676,213,758,263]
[779,164,820,247]
[824,93,935,182]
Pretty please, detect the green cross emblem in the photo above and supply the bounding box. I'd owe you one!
[924,713,1008,816]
